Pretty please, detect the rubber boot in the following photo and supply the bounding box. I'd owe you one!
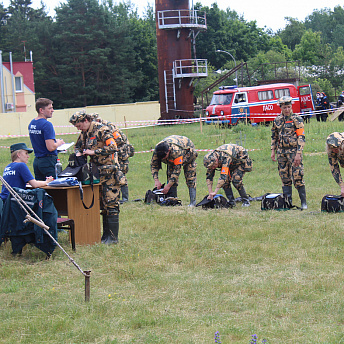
[120,185,129,203]
[168,185,178,198]
[238,187,250,207]
[188,187,196,207]
[104,213,119,244]
[282,185,292,204]
[297,185,308,210]
[101,214,110,244]
[224,187,236,208]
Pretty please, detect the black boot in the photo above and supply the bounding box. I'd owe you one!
[105,213,119,244]
[168,185,178,198]
[188,187,196,207]
[224,187,236,208]
[120,185,129,203]
[101,214,110,244]
[297,185,307,210]
[238,187,250,207]
[282,185,292,204]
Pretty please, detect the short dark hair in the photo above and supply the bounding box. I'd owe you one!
[36,98,53,113]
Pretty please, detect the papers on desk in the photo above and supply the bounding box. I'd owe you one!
[57,142,75,152]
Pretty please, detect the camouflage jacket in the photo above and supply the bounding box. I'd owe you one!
[271,113,305,153]
[206,144,251,188]
[328,151,344,186]
[151,135,197,183]
[74,122,118,167]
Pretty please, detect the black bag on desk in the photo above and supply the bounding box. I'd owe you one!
[58,154,100,184]
[58,154,99,209]
[321,195,344,212]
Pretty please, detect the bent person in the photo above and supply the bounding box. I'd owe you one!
[203,144,253,207]
[150,135,198,206]
[271,96,307,209]
[326,132,344,196]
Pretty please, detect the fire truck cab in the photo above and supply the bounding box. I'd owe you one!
[205,83,315,125]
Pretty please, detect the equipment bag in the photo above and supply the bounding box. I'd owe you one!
[58,153,100,184]
[261,193,293,211]
[47,177,79,187]
[144,186,182,206]
[196,194,229,209]
[321,195,344,212]
[57,153,99,210]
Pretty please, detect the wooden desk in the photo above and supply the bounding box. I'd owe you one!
[43,184,101,245]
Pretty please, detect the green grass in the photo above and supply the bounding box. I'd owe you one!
[1,119,344,343]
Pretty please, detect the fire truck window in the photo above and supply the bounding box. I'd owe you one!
[210,94,233,105]
[235,94,246,103]
[258,90,273,100]
[275,88,290,98]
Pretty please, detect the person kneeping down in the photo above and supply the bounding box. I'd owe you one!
[150,135,198,206]
[203,144,253,207]
[271,96,307,210]
[70,111,126,244]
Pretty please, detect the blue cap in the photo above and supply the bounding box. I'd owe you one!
[10,143,33,153]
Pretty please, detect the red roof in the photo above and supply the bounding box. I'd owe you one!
[2,61,35,93]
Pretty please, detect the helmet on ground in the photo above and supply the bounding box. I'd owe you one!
[278,96,293,106]
[69,109,87,125]
[203,152,218,168]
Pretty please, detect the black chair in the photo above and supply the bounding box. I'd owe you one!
[57,218,76,251]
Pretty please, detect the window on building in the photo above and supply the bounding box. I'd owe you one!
[275,88,290,98]
[15,76,23,92]
[258,90,273,100]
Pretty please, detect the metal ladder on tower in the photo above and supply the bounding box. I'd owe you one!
[164,70,176,113]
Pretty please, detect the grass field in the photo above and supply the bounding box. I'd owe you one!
[1,119,344,343]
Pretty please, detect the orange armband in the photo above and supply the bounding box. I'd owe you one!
[173,156,183,165]
[113,131,121,139]
[220,166,230,176]
[295,128,305,136]
[106,138,117,147]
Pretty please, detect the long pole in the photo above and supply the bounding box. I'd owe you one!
[216,49,238,87]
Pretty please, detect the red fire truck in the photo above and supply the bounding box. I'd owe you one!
[205,83,315,125]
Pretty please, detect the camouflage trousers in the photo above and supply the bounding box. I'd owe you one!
[277,149,305,188]
[119,159,129,186]
[99,165,126,215]
[222,165,245,191]
[167,157,197,188]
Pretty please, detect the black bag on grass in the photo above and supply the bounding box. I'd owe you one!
[321,195,344,212]
[261,193,293,211]
[196,194,229,209]
[144,186,182,206]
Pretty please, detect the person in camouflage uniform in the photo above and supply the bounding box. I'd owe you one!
[326,132,344,196]
[151,135,198,206]
[70,110,126,244]
[203,144,253,207]
[87,113,133,203]
[271,96,307,209]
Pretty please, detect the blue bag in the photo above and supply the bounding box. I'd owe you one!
[48,177,79,187]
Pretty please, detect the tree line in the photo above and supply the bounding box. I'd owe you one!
[1,0,343,109]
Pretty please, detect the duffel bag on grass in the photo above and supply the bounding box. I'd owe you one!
[321,195,344,212]
[261,193,293,211]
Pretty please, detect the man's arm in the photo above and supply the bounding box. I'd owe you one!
[46,138,65,152]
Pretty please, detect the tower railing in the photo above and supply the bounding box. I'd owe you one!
[157,10,207,30]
